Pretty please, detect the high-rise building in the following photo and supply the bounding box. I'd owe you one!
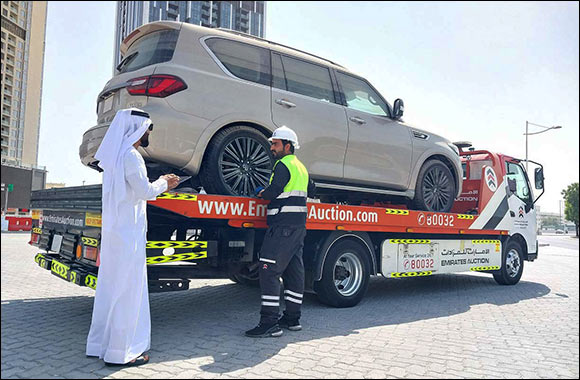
[1,1,47,168]
[114,1,266,70]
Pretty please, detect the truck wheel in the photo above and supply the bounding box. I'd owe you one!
[413,159,456,212]
[200,126,274,196]
[493,240,524,285]
[314,241,371,308]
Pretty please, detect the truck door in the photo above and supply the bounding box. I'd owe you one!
[505,161,537,254]
[270,53,348,180]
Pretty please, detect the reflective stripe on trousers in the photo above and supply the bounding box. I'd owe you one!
[267,206,308,216]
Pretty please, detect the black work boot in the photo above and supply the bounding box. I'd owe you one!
[245,322,283,338]
[278,315,302,331]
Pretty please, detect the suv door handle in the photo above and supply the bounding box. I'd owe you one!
[275,99,297,108]
[349,116,366,125]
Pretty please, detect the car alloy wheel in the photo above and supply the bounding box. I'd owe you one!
[219,136,272,196]
[422,165,454,212]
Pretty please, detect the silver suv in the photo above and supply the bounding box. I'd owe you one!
[80,21,462,212]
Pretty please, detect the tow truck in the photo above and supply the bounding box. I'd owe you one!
[29,144,545,307]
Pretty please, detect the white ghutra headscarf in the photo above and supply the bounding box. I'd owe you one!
[95,108,152,226]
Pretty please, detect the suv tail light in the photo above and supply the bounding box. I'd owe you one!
[126,75,187,98]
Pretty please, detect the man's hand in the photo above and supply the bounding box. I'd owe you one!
[255,186,265,198]
[161,174,180,190]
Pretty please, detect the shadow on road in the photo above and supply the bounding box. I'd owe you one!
[1,274,550,377]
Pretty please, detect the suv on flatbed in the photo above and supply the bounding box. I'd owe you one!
[79,21,462,212]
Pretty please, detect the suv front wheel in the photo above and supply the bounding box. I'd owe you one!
[413,159,456,213]
[200,126,274,197]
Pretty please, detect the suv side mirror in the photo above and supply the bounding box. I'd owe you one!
[534,167,544,190]
[393,98,404,120]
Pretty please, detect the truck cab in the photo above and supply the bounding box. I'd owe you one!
[452,142,544,261]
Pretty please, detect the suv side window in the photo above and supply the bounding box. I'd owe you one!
[336,72,388,116]
[206,38,271,86]
[506,161,532,204]
[279,55,336,103]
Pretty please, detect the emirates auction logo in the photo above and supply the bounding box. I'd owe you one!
[485,167,498,192]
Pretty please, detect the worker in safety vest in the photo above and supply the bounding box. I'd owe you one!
[245,126,315,338]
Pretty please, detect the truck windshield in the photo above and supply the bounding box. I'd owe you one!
[118,29,179,74]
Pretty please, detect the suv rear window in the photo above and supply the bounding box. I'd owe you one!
[118,29,179,74]
[206,38,271,86]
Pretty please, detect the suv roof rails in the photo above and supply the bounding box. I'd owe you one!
[216,28,345,69]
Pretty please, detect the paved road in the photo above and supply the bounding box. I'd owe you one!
[538,234,579,250]
[2,233,578,379]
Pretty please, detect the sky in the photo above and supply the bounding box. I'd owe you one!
[38,1,579,214]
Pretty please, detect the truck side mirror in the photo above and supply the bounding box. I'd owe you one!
[534,168,544,190]
[507,177,517,193]
[393,98,404,120]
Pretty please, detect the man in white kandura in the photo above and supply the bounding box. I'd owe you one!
[86,108,179,367]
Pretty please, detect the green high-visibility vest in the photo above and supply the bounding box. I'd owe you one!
[270,154,309,193]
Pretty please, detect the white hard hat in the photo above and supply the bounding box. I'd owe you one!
[268,126,300,149]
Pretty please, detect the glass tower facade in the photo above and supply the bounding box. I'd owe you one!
[1,1,47,167]
[114,1,266,71]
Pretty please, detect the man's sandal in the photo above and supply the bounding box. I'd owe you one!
[105,353,150,367]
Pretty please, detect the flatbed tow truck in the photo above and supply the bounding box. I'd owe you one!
[29,146,545,307]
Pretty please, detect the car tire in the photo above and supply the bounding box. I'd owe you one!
[413,159,456,212]
[200,126,274,196]
[314,241,371,308]
[493,240,524,285]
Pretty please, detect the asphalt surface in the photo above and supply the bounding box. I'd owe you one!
[1,232,578,379]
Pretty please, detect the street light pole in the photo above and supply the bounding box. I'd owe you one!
[524,121,563,172]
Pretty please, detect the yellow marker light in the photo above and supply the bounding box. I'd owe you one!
[336,225,345,230]
[242,222,254,228]
[406,228,414,233]
[76,245,82,259]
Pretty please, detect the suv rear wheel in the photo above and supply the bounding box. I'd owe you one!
[413,159,456,212]
[200,126,274,196]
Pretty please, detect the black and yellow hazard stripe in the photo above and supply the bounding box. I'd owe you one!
[157,193,198,201]
[391,271,433,278]
[35,253,50,269]
[85,274,98,290]
[146,251,208,265]
[470,266,500,271]
[81,237,99,247]
[385,208,410,215]
[69,270,79,284]
[51,260,70,280]
[457,214,475,220]
[389,239,431,244]
[146,241,207,249]
[33,227,42,234]
[472,240,501,244]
